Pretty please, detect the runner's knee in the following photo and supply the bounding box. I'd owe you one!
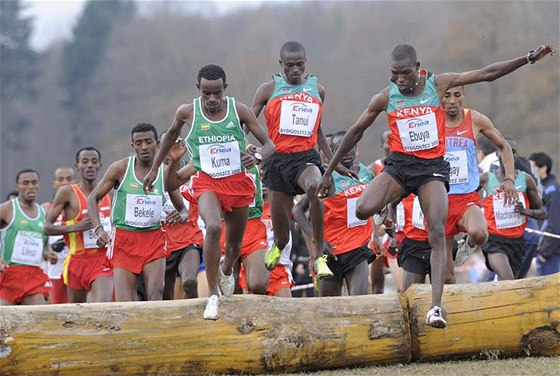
[205,222,222,241]
[469,227,488,246]
[182,278,198,297]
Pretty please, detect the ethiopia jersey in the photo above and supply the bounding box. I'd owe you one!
[483,171,528,238]
[324,163,374,255]
[247,165,264,220]
[63,184,112,253]
[111,156,165,232]
[186,96,246,179]
[386,70,446,159]
[264,74,323,153]
[1,199,47,266]
[402,194,429,241]
[445,109,479,194]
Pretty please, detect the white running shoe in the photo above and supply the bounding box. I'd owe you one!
[425,305,447,329]
[454,236,481,266]
[218,262,235,297]
[203,295,220,320]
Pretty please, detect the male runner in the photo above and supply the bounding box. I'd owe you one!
[44,147,114,303]
[317,43,555,328]
[150,64,275,320]
[0,169,55,305]
[442,86,515,278]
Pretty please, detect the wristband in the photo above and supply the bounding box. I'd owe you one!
[503,177,515,184]
[527,50,536,64]
[94,225,104,234]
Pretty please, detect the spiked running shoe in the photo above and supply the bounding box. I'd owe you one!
[313,255,334,279]
[218,262,235,297]
[203,295,220,320]
[454,236,481,267]
[426,305,447,329]
[264,243,282,270]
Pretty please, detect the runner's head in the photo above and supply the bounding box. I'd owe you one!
[279,41,306,85]
[331,130,357,169]
[75,147,102,183]
[529,152,552,180]
[6,191,18,201]
[442,86,465,117]
[390,44,420,94]
[15,168,39,203]
[197,64,227,114]
[52,167,75,190]
[131,122,159,163]
[497,138,517,170]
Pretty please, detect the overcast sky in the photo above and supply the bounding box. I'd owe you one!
[23,0,276,51]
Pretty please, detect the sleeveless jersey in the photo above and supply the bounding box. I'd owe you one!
[247,165,264,220]
[445,109,479,194]
[46,210,68,279]
[324,163,374,255]
[264,74,323,153]
[483,171,528,238]
[1,199,47,266]
[386,70,446,159]
[63,184,112,254]
[402,194,429,241]
[111,156,165,231]
[162,184,203,252]
[186,96,246,179]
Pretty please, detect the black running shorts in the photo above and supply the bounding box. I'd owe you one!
[262,149,323,196]
[165,244,202,273]
[482,234,525,277]
[326,244,375,281]
[397,237,432,275]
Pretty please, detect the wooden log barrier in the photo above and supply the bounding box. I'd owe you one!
[0,294,411,375]
[407,273,560,361]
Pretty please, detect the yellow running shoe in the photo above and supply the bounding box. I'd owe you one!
[313,255,334,279]
[264,244,282,270]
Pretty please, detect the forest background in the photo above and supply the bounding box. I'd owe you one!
[1,0,559,201]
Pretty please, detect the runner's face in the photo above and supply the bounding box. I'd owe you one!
[280,51,306,85]
[76,150,101,182]
[442,87,464,116]
[198,78,226,113]
[390,59,419,93]
[17,172,39,202]
[331,135,356,168]
[53,168,75,190]
[132,131,158,163]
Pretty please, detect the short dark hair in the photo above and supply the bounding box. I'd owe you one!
[131,122,158,142]
[529,152,552,175]
[6,191,18,200]
[391,44,417,63]
[75,146,101,163]
[197,64,226,85]
[477,135,498,156]
[330,130,347,148]
[280,41,306,59]
[16,168,39,183]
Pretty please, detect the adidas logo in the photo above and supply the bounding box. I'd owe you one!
[226,121,236,129]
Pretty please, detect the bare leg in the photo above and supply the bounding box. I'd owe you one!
[243,248,270,295]
[319,277,343,297]
[142,257,165,301]
[460,206,488,246]
[163,258,179,300]
[402,271,426,292]
[269,190,293,250]
[345,260,369,296]
[297,165,325,256]
[370,257,385,294]
[21,293,47,305]
[114,267,139,301]
[67,287,88,303]
[178,248,201,298]
[387,257,404,292]
[89,276,114,302]
[223,207,249,275]
[487,253,515,280]
[444,236,456,284]
[274,287,292,297]
[356,172,404,220]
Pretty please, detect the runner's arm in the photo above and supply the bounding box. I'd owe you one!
[44,186,92,235]
[250,81,274,118]
[237,103,276,160]
[87,160,124,230]
[518,175,546,220]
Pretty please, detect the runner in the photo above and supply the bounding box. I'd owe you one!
[151,64,275,320]
[293,131,374,296]
[317,43,555,328]
[0,169,54,305]
[442,86,515,279]
[480,144,545,280]
[44,147,114,303]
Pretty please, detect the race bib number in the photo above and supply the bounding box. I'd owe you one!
[412,197,426,230]
[445,150,468,185]
[83,216,111,248]
[347,197,367,228]
[397,112,439,151]
[199,141,241,179]
[395,202,405,232]
[125,194,162,228]
[11,231,43,266]
[279,100,319,137]
[493,192,526,229]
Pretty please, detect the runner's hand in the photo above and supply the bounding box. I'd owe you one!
[96,229,110,248]
[165,210,185,225]
[316,172,333,198]
[143,169,158,193]
[240,150,257,169]
[514,202,532,217]
[532,44,556,62]
[334,164,358,179]
[169,138,187,162]
[73,217,93,232]
[497,178,517,206]
[47,250,58,265]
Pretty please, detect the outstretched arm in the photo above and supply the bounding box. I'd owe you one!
[44,186,92,235]
[164,139,196,192]
[237,103,275,160]
[436,44,555,93]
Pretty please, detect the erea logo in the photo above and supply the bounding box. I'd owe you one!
[290,103,313,113]
[135,196,157,205]
[405,117,430,129]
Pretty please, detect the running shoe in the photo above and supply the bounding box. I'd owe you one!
[218,262,235,297]
[203,295,220,320]
[313,255,334,279]
[454,236,481,266]
[264,243,282,270]
[425,305,447,328]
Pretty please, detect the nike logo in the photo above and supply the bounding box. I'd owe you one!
[420,98,430,104]
[457,130,468,136]
[303,87,312,92]
[515,186,522,190]
[432,173,445,177]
